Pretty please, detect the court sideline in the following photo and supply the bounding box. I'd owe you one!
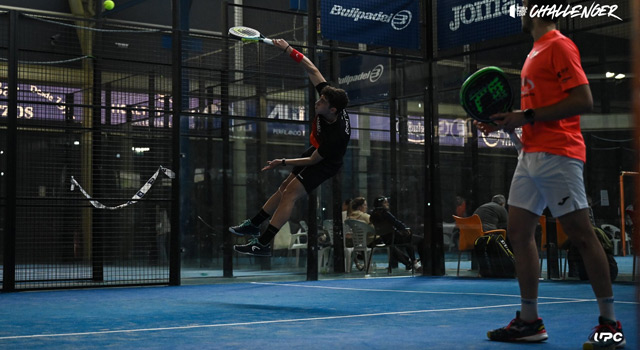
[0,276,636,349]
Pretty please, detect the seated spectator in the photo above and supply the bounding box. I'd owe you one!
[370,196,424,272]
[473,194,508,232]
[348,197,371,224]
[346,197,375,270]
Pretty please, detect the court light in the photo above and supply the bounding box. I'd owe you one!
[73,141,80,146]
[605,72,615,78]
[614,73,625,80]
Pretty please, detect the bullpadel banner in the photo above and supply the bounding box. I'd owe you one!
[321,0,420,49]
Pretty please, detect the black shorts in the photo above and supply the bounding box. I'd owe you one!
[291,147,341,194]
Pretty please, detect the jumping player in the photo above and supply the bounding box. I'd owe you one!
[231,39,350,257]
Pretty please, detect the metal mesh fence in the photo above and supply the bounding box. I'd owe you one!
[1,12,174,289]
[0,0,634,289]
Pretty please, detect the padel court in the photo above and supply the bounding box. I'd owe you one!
[0,276,636,350]
[1,2,638,350]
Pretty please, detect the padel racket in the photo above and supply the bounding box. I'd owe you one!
[460,66,522,151]
[228,26,273,45]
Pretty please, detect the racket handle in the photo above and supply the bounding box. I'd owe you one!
[262,38,273,45]
[508,131,523,152]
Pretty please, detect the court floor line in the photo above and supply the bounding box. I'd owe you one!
[0,300,590,341]
[250,282,599,302]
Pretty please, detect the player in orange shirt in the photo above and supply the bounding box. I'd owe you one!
[475,0,624,349]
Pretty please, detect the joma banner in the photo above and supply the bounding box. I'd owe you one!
[437,0,522,50]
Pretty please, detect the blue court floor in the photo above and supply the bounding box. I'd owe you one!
[0,276,636,349]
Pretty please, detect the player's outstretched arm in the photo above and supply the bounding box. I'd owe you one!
[273,39,326,87]
[261,149,324,171]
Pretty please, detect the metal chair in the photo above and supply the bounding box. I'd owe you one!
[318,220,334,272]
[555,220,570,279]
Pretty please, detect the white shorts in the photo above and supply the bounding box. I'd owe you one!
[508,152,588,218]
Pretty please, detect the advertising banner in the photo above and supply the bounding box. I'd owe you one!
[321,0,420,49]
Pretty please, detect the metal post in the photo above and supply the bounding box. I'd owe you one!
[306,0,318,280]
[221,0,233,278]
[169,0,183,286]
[423,0,445,275]
[3,10,19,292]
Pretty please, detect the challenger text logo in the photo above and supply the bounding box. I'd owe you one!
[449,0,516,31]
[508,2,622,21]
[339,65,384,85]
[329,5,413,31]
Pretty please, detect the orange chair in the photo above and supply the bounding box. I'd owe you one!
[452,214,507,276]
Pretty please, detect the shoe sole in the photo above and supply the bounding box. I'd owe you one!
[583,340,625,350]
[517,333,549,342]
[233,246,271,257]
[228,227,260,237]
[488,332,548,343]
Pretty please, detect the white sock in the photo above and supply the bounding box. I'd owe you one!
[520,298,538,322]
[597,296,616,322]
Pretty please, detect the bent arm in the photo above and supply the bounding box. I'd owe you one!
[261,149,324,171]
[526,84,593,122]
[386,211,408,232]
[490,84,593,130]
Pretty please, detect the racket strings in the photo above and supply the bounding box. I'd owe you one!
[232,27,259,38]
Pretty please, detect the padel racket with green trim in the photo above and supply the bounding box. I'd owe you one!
[460,66,522,151]
[228,26,273,45]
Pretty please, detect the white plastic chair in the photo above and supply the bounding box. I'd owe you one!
[288,221,308,267]
[344,219,388,274]
[343,221,354,272]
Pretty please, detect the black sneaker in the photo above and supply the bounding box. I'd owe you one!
[583,317,625,349]
[229,219,260,237]
[233,238,271,256]
[487,311,548,342]
[353,253,365,271]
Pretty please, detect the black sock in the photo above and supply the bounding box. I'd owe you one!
[258,224,279,246]
[250,209,271,227]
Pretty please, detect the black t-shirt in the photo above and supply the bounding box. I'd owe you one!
[473,202,508,231]
[311,82,351,168]
[370,208,408,236]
